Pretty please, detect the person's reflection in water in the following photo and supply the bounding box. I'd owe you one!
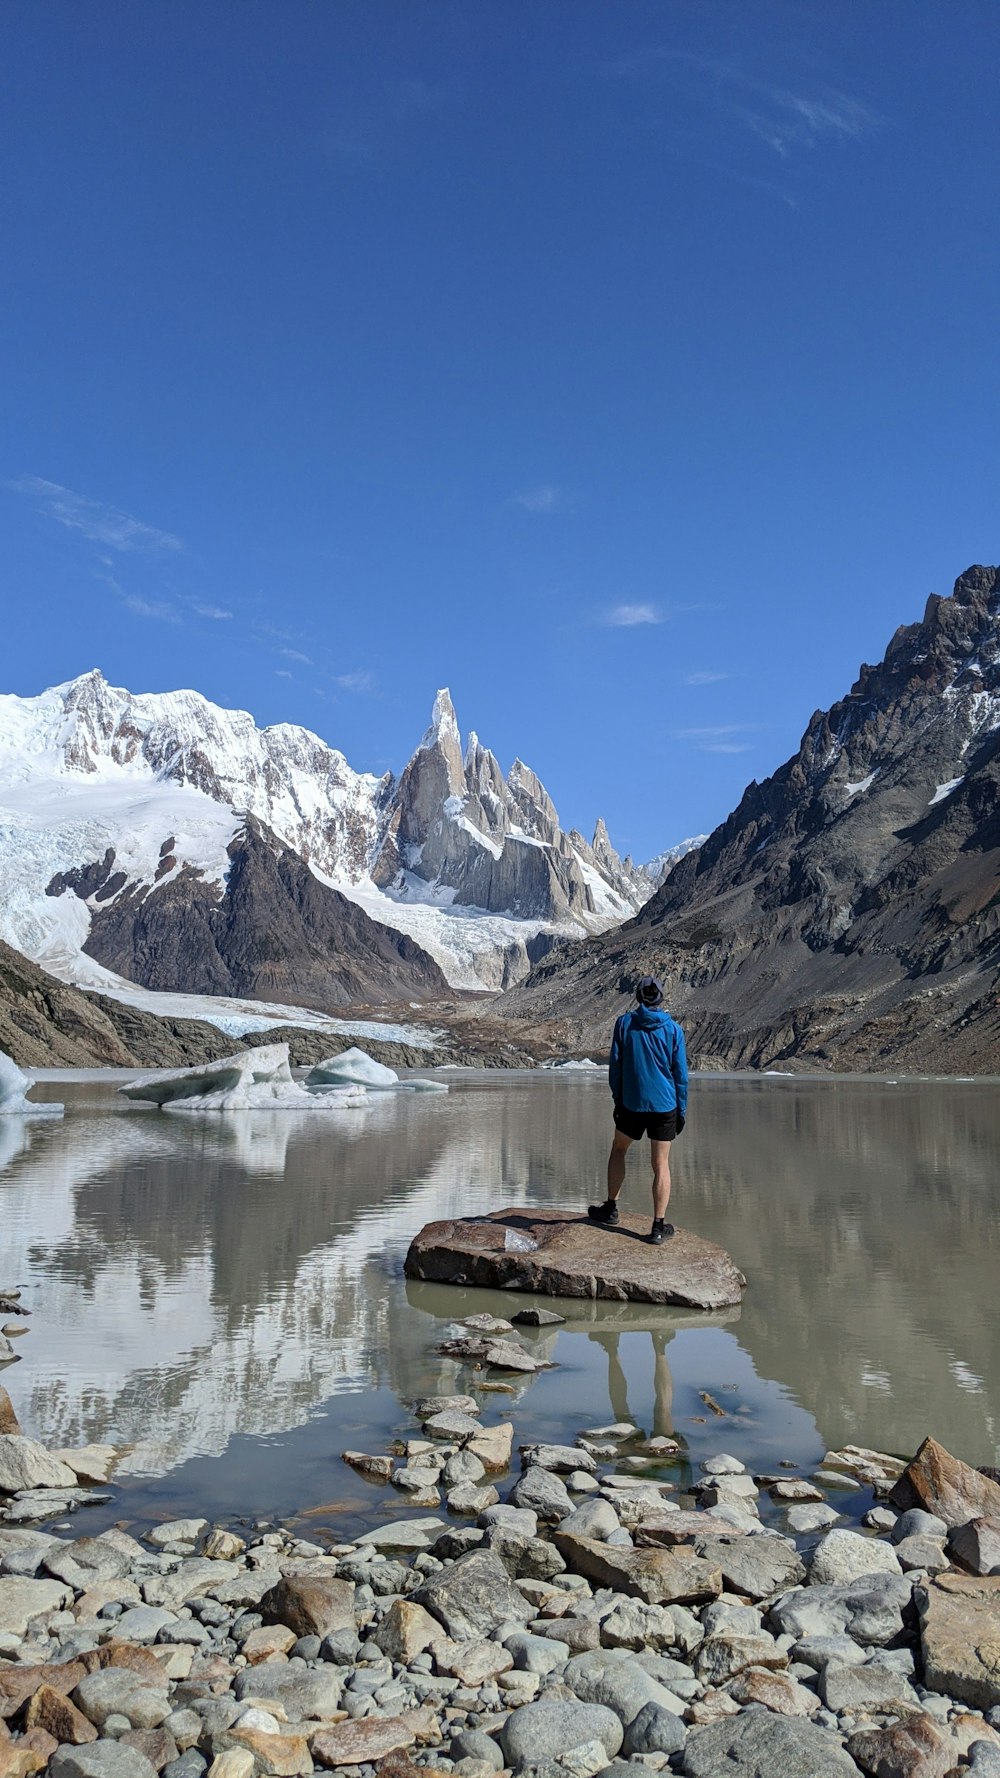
[589,1328,675,1440]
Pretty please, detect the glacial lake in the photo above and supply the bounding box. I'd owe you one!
[2,1068,998,1537]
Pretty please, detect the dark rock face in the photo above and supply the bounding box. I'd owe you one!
[501,566,1000,1072]
[79,818,449,1011]
[404,1208,746,1310]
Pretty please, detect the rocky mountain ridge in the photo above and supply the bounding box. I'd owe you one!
[0,673,651,1003]
[500,565,1000,1073]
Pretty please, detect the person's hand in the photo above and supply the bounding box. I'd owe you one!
[675,1112,685,1134]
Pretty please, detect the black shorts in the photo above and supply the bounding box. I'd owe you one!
[614,1104,678,1142]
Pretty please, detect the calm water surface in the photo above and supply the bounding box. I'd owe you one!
[2,1069,998,1535]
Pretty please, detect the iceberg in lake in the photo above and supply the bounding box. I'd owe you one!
[306,1046,447,1093]
[0,1051,63,1118]
[119,1042,366,1112]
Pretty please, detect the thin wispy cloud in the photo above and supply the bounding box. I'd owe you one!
[194,603,233,621]
[12,476,182,552]
[280,647,312,666]
[686,670,730,685]
[674,722,759,754]
[602,603,663,627]
[275,669,293,680]
[123,594,182,624]
[514,484,563,514]
[335,670,375,693]
[612,47,883,161]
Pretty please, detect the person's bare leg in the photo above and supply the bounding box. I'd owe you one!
[650,1139,672,1220]
[607,1130,632,1201]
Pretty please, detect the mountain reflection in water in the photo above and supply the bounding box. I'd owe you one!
[0,1068,997,1526]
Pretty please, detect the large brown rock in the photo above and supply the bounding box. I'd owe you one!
[261,1565,355,1640]
[0,1393,20,1438]
[919,1572,1000,1710]
[23,1685,96,1746]
[405,1209,745,1309]
[554,1532,722,1604]
[0,1663,87,1721]
[310,1715,419,1767]
[889,1437,1000,1528]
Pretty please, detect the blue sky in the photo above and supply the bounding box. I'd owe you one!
[3,1,998,864]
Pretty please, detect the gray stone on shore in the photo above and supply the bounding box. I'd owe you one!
[232,1661,344,1717]
[948,1516,1000,1575]
[413,1549,531,1641]
[512,1308,566,1327]
[521,1444,597,1476]
[73,1668,170,1730]
[563,1648,687,1726]
[808,1528,902,1586]
[500,1699,624,1766]
[890,1507,948,1544]
[819,1659,918,1712]
[412,1395,480,1420]
[554,1532,722,1605]
[558,1499,621,1543]
[769,1571,914,1646]
[787,1503,840,1534]
[894,1532,951,1572]
[511,1466,574,1522]
[692,1533,805,1601]
[451,1730,505,1769]
[405,1208,746,1310]
[0,1432,78,1492]
[622,1700,687,1758]
[50,1744,159,1778]
[681,1711,860,1776]
[0,1572,71,1632]
[356,1518,446,1550]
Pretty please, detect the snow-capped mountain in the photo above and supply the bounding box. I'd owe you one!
[0,671,651,1001]
[504,565,1000,1074]
[643,835,708,890]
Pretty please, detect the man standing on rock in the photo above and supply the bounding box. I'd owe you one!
[589,976,688,1246]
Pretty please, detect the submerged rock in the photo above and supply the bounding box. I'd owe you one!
[405,1208,746,1309]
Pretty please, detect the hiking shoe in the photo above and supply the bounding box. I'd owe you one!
[649,1219,675,1245]
[588,1199,620,1226]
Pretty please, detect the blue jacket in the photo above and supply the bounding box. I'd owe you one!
[609,1005,688,1116]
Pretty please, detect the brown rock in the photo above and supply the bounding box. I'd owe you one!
[373,1600,447,1664]
[375,1759,450,1778]
[24,1683,97,1745]
[467,1423,514,1472]
[73,1579,142,1619]
[948,1516,1000,1575]
[261,1566,355,1640]
[845,1711,1000,1778]
[83,1642,169,1681]
[242,1624,297,1664]
[890,1437,1000,1529]
[533,1614,601,1652]
[0,1661,87,1719]
[405,1208,746,1310]
[553,1531,722,1604]
[0,1746,45,1777]
[920,1572,1000,1710]
[222,1725,313,1774]
[0,1392,20,1437]
[121,1725,180,1769]
[311,1715,418,1767]
[725,1667,814,1716]
[15,1731,56,1762]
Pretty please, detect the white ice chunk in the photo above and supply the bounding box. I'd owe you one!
[0,1051,63,1118]
[307,1046,399,1090]
[119,1042,366,1112]
[541,1058,601,1070]
[306,1046,448,1093]
[929,776,964,805]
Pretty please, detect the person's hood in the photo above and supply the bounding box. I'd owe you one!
[629,1004,671,1030]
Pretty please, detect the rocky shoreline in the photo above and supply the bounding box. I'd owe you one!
[0,1318,999,1776]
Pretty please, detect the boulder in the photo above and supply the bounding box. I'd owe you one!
[890,1438,1000,1529]
[808,1529,903,1586]
[692,1534,805,1601]
[49,1746,158,1778]
[413,1550,531,1640]
[405,1209,746,1309]
[919,1573,1000,1710]
[310,1716,419,1766]
[0,1575,72,1633]
[768,1571,914,1646]
[499,1701,624,1766]
[0,1437,77,1493]
[260,1566,355,1639]
[511,1467,574,1522]
[554,1533,721,1604]
[681,1712,860,1775]
[949,1518,1000,1576]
